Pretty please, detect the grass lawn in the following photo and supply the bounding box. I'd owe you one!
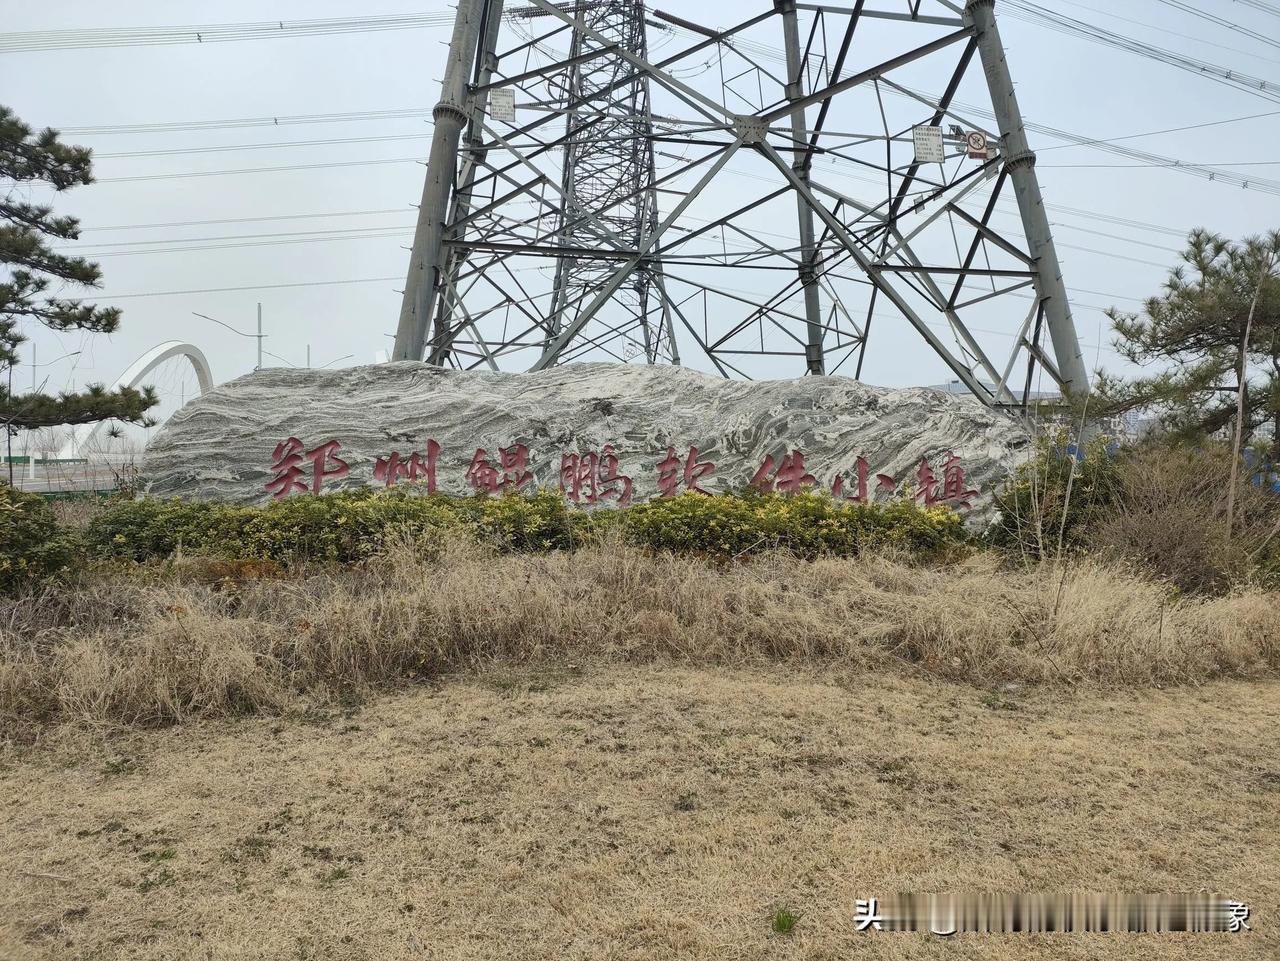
[3,665,1276,960]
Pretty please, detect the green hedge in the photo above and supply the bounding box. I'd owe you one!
[84,488,968,564]
[0,485,80,590]
[621,489,966,558]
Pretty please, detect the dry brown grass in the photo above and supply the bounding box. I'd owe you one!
[1,665,1277,960]
[1,539,1277,735]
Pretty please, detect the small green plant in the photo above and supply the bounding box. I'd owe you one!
[137,868,175,893]
[872,757,916,787]
[980,691,1018,711]
[140,848,176,864]
[102,756,138,777]
[318,866,351,886]
[223,835,273,864]
[771,907,800,935]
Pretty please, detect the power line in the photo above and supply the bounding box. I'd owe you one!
[71,227,414,257]
[1000,0,1280,105]
[1227,0,1280,19]
[0,13,458,54]
[72,194,1187,273]
[58,107,432,137]
[1149,0,1280,52]
[1054,0,1280,60]
[898,87,1280,196]
[107,276,402,299]
[1042,161,1280,168]
[95,155,425,183]
[94,132,432,159]
[1033,108,1280,152]
[81,207,409,232]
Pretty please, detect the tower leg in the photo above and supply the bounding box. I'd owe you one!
[393,0,484,362]
[429,0,507,366]
[778,0,825,375]
[965,0,1088,395]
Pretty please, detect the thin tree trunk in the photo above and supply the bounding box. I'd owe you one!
[1227,252,1276,533]
[1273,348,1280,461]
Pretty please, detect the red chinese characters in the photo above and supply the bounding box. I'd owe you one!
[657,445,715,496]
[264,437,350,498]
[750,449,817,494]
[373,440,440,491]
[260,432,983,512]
[916,453,979,509]
[831,456,897,503]
[466,444,533,493]
[560,445,633,506]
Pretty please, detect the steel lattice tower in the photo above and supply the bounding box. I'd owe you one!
[392,0,1090,408]
[546,0,674,364]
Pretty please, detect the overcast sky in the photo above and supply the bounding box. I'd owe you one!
[2,0,1279,430]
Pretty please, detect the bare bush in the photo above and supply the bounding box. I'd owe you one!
[48,495,105,530]
[1084,444,1280,594]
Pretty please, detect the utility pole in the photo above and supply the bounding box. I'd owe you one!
[965,0,1088,397]
[393,0,485,361]
[192,310,265,372]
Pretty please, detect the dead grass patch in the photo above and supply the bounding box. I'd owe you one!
[1,539,1277,734]
[0,666,1275,960]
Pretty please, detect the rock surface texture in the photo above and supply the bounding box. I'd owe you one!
[141,362,1031,518]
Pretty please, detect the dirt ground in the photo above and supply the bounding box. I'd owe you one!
[2,665,1276,960]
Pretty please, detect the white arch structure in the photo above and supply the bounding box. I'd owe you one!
[57,340,214,459]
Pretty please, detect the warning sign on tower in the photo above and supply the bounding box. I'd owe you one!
[489,88,516,122]
[912,125,945,164]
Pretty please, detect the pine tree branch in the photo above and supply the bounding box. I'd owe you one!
[0,384,157,431]
[0,200,79,240]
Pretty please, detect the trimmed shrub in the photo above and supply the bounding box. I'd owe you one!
[0,485,79,590]
[84,488,968,564]
[619,489,966,559]
[89,488,466,563]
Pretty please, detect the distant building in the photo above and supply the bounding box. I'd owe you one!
[923,379,1142,440]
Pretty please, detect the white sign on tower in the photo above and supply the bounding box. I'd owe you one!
[489,88,516,122]
[912,125,946,164]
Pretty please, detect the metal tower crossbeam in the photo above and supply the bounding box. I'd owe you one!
[392,0,1090,407]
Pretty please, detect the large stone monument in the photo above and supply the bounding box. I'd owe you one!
[141,363,1031,519]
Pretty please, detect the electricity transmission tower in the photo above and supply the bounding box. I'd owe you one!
[392,0,1090,408]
